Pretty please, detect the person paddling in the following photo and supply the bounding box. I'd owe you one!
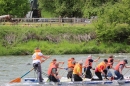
[93,59,108,80]
[73,62,83,81]
[84,55,100,79]
[67,57,76,81]
[106,55,120,79]
[114,59,130,80]
[32,47,50,83]
[48,63,60,82]
[49,59,64,67]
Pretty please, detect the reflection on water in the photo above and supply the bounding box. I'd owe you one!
[0,53,130,86]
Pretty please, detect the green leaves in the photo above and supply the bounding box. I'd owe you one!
[0,0,30,17]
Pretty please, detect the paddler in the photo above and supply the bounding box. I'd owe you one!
[84,55,100,79]
[32,47,50,83]
[114,59,130,80]
[93,59,108,80]
[49,59,64,68]
[106,55,120,79]
[67,57,76,81]
[48,63,60,82]
[73,62,83,81]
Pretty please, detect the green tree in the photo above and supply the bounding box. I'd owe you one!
[39,0,84,17]
[95,0,130,43]
[0,0,30,17]
[82,0,120,18]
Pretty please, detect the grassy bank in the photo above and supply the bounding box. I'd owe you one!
[0,24,129,56]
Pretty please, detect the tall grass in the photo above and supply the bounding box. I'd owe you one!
[0,25,130,56]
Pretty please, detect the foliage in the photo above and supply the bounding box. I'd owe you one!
[0,0,30,17]
[0,25,130,55]
[95,0,130,43]
[39,0,84,17]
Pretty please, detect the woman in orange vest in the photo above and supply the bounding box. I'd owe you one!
[48,63,60,82]
[114,59,130,80]
[84,55,100,79]
[32,47,50,83]
[67,57,76,81]
[73,62,83,81]
[93,59,108,80]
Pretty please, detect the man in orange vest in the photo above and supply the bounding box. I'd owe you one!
[48,63,60,82]
[73,62,83,81]
[67,57,76,81]
[114,59,130,80]
[93,59,108,80]
[32,47,50,83]
[84,55,100,79]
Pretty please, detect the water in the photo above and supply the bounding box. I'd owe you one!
[0,53,130,86]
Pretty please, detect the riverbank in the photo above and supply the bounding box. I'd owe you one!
[0,24,130,56]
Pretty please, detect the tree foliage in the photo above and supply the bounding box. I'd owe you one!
[0,0,30,17]
[39,0,84,17]
[95,0,130,43]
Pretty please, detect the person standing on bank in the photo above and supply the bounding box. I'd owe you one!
[32,47,50,83]
[73,62,83,81]
[114,59,130,80]
[84,55,100,79]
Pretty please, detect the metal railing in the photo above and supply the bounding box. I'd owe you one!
[0,17,95,23]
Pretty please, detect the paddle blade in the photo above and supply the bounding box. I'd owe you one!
[9,77,21,83]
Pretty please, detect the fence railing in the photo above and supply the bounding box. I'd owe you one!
[0,17,96,24]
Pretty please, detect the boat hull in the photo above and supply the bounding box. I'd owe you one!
[6,79,130,86]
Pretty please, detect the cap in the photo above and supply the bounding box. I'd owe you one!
[78,61,83,65]
[124,59,128,64]
[88,55,92,59]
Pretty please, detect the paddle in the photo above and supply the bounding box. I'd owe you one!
[10,68,34,83]
[9,56,50,83]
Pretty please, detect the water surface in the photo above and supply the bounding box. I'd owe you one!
[0,53,130,86]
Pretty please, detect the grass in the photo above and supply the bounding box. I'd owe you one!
[0,25,130,56]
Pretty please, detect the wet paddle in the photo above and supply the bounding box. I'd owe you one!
[9,56,50,83]
[9,68,34,83]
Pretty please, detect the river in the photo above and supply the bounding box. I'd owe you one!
[0,53,130,86]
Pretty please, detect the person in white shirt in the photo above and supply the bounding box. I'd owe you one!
[32,47,50,83]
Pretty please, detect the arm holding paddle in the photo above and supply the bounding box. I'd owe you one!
[94,57,100,62]
[9,47,50,83]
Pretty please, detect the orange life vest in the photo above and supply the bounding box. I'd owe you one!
[73,63,82,75]
[47,65,56,76]
[33,49,42,62]
[96,61,107,72]
[49,62,55,67]
[68,59,75,68]
[85,58,92,67]
[115,61,125,71]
